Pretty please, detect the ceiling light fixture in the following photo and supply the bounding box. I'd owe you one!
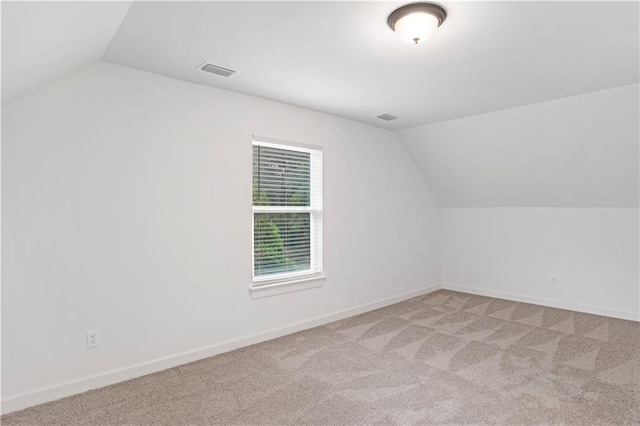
[387,3,447,45]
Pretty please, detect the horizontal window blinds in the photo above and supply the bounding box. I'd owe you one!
[252,140,322,281]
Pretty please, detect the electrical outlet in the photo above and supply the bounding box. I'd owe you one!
[87,330,100,349]
[551,276,558,286]
[390,273,395,283]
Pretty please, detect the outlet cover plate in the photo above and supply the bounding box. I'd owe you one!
[87,330,100,348]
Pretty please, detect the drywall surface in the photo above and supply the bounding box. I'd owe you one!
[399,82,639,318]
[1,1,132,104]
[2,62,441,406]
[397,84,639,207]
[442,208,639,319]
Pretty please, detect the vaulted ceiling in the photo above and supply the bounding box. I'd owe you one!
[3,1,638,208]
[397,84,639,207]
[3,1,639,130]
[1,1,132,105]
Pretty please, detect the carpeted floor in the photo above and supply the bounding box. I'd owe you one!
[3,289,640,425]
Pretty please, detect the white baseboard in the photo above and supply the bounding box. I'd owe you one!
[1,284,441,415]
[442,283,639,322]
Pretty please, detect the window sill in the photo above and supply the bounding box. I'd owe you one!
[250,274,327,299]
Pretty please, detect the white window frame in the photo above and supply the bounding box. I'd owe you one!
[251,135,325,298]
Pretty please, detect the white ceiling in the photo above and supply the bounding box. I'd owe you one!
[101,1,639,129]
[2,2,637,208]
[2,1,639,128]
[1,1,132,105]
[397,83,639,207]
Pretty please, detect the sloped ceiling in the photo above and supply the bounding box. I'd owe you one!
[396,84,640,207]
[3,2,638,208]
[4,1,637,128]
[1,1,132,105]
[101,1,639,130]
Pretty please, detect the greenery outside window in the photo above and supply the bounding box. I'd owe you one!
[252,136,323,285]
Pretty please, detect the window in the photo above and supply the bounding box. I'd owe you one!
[252,137,323,287]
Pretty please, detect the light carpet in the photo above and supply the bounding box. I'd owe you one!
[3,290,640,425]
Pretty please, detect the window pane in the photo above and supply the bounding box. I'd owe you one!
[254,212,310,276]
[253,145,310,206]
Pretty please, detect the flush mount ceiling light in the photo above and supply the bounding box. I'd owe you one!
[387,3,447,45]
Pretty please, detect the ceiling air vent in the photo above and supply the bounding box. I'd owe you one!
[199,62,236,78]
[376,113,398,121]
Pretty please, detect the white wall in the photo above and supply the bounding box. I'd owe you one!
[398,85,639,321]
[396,84,639,207]
[1,62,441,410]
[442,208,639,320]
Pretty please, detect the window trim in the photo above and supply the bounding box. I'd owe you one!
[252,134,323,153]
[251,135,324,291]
[249,274,327,299]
